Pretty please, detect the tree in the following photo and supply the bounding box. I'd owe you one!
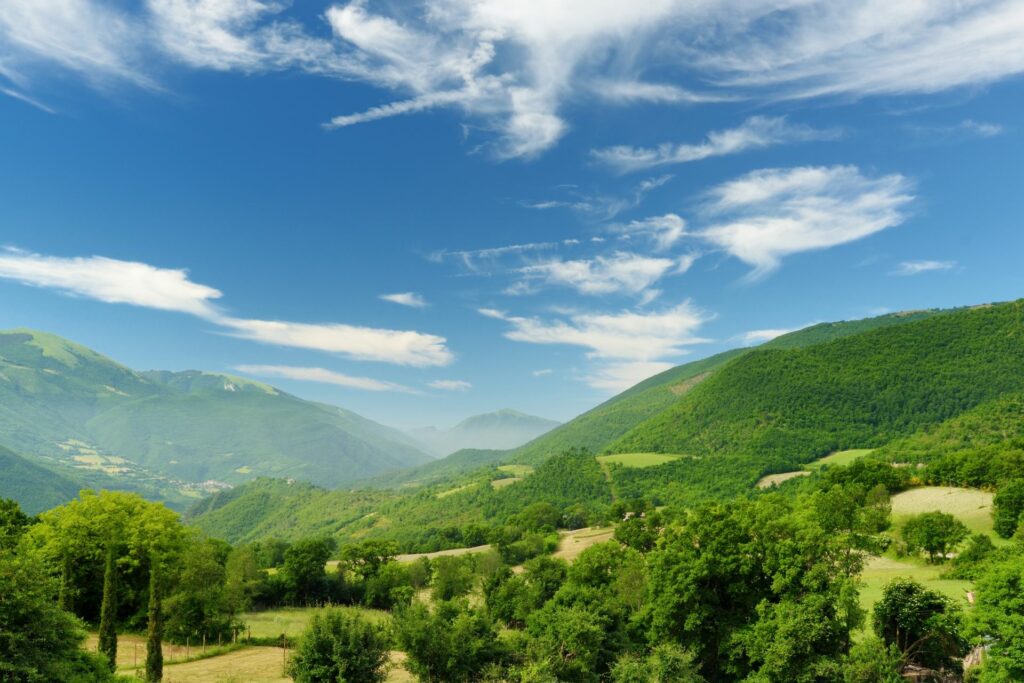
[340,539,397,580]
[225,544,265,612]
[0,549,114,682]
[98,544,118,669]
[288,609,389,683]
[902,512,969,562]
[165,537,234,643]
[146,557,164,683]
[841,636,903,683]
[873,578,967,675]
[610,644,703,683]
[971,552,1024,680]
[994,479,1024,539]
[430,555,475,602]
[283,537,337,605]
[0,498,31,550]
[394,600,504,682]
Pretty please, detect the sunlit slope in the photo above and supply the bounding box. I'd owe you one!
[611,301,1024,462]
[507,308,947,466]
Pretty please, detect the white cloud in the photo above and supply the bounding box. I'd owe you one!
[907,119,1005,142]
[531,368,552,377]
[5,2,1024,158]
[0,248,222,317]
[738,328,794,345]
[521,175,672,220]
[698,166,914,278]
[380,292,428,308]
[516,252,676,297]
[0,248,453,366]
[891,260,956,276]
[613,214,687,252]
[428,379,471,391]
[583,360,675,392]
[481,301,708,362]
[234,364,419,393]
[592,116,840,173]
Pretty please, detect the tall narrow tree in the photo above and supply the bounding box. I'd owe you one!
[146,556,164,682]
[98,544,118,669]
[57,553,73,612]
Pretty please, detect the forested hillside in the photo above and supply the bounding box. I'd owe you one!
[0,329,434,505]
[0,445,80,514]
[506,308,945,466]
[612,302,1024,463]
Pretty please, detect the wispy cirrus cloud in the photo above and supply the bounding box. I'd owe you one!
[380,292,428,308]
[234,364,419,393]
[891,260,956,276]
[591,116,841,173]
[513,252,677,298]
[4,2,1024,158]
[698,165,914,279]
[480,301,710,391]
[521,175,673,220]
[0,247,452,367]
[737,328,795,345]
[428,379,472,391]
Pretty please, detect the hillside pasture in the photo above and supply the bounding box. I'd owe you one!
[239,605,389,640]
[859,555,973,617]
[890,486,996,537]
[755,471,810,489]
[804,449,875,470]
[551,526,615,563]
[497,464,534,477]
[596,453,683,468]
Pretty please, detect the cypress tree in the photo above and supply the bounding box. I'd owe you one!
[57,554,73,612]
[146,556,164,682]
[98,544,118,669]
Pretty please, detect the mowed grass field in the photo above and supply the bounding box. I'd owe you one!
[159,646,290,683]
[890,486,997,538]
[804,449,875,470]
[755,471,810,489]
[859,555,973,618]
[551,526,615,563]
[596,453,683,468]
[239,605,389,640]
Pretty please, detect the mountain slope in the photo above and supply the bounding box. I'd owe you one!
[0,329,434,497]
[0,444,81,514]
[612,301,1024,463]
[408,409,559,456]
[507,308,946,465]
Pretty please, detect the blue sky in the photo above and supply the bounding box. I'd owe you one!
[1,1,1023,428]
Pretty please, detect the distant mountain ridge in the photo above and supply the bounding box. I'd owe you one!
[408,409,559,456]
[0,329,434,506]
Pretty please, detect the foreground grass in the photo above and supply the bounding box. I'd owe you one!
[238,605,390,640]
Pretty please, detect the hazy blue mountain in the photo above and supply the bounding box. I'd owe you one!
[408,409,560,456]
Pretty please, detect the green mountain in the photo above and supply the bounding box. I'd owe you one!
[611,301,1024,463]
[408,409,560,456]
[0,329,434,503]
[506,308,946,466]
[191,304,1010,549]
[0,444,81,515]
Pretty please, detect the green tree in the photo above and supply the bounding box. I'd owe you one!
[283,537,337,605]
[0,549,114,682]
[971,552,1024,680]
[841,636,903,683]
[165,537,234,643]
[902,512,969,563]
[0,497,31,550]
[394,599,504,682]
[146,557,164,683]
[994,479,1024,539]
[97,544,118,669]
[225,544,265,612]
[610,644,703,683]
[430,555,475,601]
[288,609,389,683]
[340,539,397,580]
[873,578,967,675]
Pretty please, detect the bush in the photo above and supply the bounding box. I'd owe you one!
[287,609,390,683]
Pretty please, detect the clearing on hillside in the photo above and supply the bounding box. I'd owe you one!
[890,486,996,537]
[596,453,683,468]
[239,606,389,640]
[805,449,875,470]
[755,471,810,489]
[497,464,534,476]
[551,526,615,563]
[859,555,973,618]
[395,544,491,564]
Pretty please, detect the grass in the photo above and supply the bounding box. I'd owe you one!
[551,526,615,563]
[596,453,683,468]
[497,464,534,477]
[435,482,478,499]
[804,449,875,470]
[859,555,973,617]
[890,486,998,539]
[155,646,290,683]
[755,471,810,489]
[491,477,521,489]
[238,606,390,640]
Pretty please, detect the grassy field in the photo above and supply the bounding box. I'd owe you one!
[551,526,615,563]
[491,477,522,489]
[497,464,534,477]
[890,486,997,538]
[596,453,683,468]
[804,449,875,470]
[859,555,973,617]
[159,646,290,683]
[238,606,390,640]
[755,471,810,489]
